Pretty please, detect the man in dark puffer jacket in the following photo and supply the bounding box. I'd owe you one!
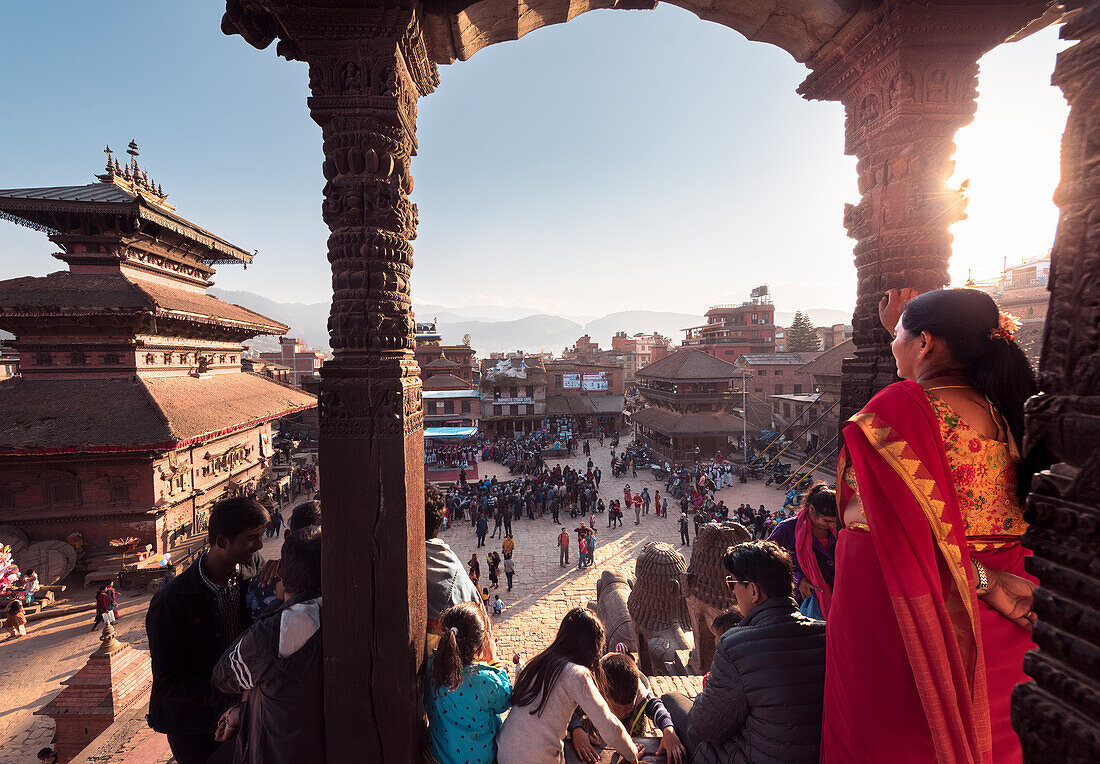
[663,541,826,763]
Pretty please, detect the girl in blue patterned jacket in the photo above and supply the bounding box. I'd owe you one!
[425,601,512,764]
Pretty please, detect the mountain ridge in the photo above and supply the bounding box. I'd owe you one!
[209,288,850,355]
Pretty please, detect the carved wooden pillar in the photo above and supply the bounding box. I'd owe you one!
[1012,3,1100,759]
[799,1,1048,421]
[222,2,437,759]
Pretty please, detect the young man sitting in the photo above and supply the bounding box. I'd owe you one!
[570,652,685,764]
[662,541,826,764]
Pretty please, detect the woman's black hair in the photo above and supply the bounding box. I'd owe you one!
[432,601,491,691]
[803,483,837,518]
[512,607,606,717]
[900,288,1040,501]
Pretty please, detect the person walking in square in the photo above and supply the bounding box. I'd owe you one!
[503,555,515,592]
[502,534,515,560]
[577,534,588,571]
[558,528,570,567]
[642,488,651,516]
[679,514,691,546]
[476,513,489,548]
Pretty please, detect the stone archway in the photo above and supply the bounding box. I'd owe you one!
[220,1,1096,760]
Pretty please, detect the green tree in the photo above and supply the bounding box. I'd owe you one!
[786,310,821,352]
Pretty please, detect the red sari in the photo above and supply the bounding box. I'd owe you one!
[821,381,1034,764]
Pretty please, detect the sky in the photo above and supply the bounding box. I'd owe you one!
[0,2,1069,319]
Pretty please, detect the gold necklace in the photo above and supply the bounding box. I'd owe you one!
[923,385,972,391]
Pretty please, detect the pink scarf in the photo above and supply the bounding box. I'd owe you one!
[794,508,833,617]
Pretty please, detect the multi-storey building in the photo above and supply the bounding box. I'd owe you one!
[0,151,316,561]
[414,320,476,384]
[633,349,745,465]
[680,287,776,362]
[479,356,547,436]
[258,336,327,386]
[544,360,625,437]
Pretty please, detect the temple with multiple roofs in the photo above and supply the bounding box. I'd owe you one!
[0,145,316,562]
[632,349,746,465]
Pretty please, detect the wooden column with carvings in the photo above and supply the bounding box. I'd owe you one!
[1012,3,1100,759]
[222,1,438,758]
[799,0,1048,421]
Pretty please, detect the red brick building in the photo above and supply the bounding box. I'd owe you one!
[258,337,327,386]
[0,152,316,562]
[681,287,776,362]
[633,349,745,465]
[414,321,476,384]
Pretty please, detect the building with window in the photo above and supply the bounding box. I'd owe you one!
[544,360,626,437]
[258,337,328,387]
[479,356,547,436]
[632,349,745,465]
[732,352,819,398]
[680,287,776,362]
[414,320,476,384]
[0,154,316,561]
[423,389,480,427]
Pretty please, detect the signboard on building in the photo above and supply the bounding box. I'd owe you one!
[563,373,581,389]
[493,397,534,406]
[581,372,608,391]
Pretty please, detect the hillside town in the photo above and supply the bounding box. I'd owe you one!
[0,3,1096,764]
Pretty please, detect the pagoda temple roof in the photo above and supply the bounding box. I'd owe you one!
[632,407,745,436]
[422,373,472,390]
[0,372,316,455]
[0,272,286,335]
[637,348,740,382]
[0,165,252,266]
[424,356,461,369]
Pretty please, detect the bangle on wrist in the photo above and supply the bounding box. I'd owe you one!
[973,560,991,596]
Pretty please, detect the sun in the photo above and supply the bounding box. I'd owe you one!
[947,25,1070,284]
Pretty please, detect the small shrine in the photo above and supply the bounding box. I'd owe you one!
[0,145,316,569]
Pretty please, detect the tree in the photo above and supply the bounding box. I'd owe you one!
[786,310,821,352]
[462,333,472,347]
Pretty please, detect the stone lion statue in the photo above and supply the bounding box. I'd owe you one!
[682,521,752,672]
[592,568,637,654]
[626,541,693,676]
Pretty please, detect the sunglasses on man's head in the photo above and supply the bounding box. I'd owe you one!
[725,576,751,591]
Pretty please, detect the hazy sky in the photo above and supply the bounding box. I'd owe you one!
[0,2,1068,318]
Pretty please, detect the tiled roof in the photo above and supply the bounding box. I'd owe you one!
[632,407,744,435]
[422,373,471,390]
[0,373,316,454]
[737,353,811,366]
[637,349,740,381]
[424,356,461,369]
[797,339,855,378]
[0,272,285,334]
[0,183,138,204]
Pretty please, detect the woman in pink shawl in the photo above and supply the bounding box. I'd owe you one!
[766,484,838,617]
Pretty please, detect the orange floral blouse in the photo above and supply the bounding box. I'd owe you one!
[843,390,1027,551]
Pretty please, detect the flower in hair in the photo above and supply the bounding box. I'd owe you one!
[450,626,459,635]
[990,311,1020,342]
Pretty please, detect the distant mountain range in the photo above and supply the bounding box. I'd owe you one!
[209,288,851,354]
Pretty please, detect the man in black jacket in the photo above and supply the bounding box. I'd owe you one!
[662,541,826,764]
[146,496,269,764]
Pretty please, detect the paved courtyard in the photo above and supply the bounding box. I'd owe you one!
[440,437,826,664]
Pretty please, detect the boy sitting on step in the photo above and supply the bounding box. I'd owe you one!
[568,652,685,764]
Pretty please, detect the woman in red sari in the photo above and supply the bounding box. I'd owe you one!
[822,288,1041,764]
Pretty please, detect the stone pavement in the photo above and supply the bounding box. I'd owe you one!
[439,436,827,672]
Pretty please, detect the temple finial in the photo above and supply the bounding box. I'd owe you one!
[104,145,113,170]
